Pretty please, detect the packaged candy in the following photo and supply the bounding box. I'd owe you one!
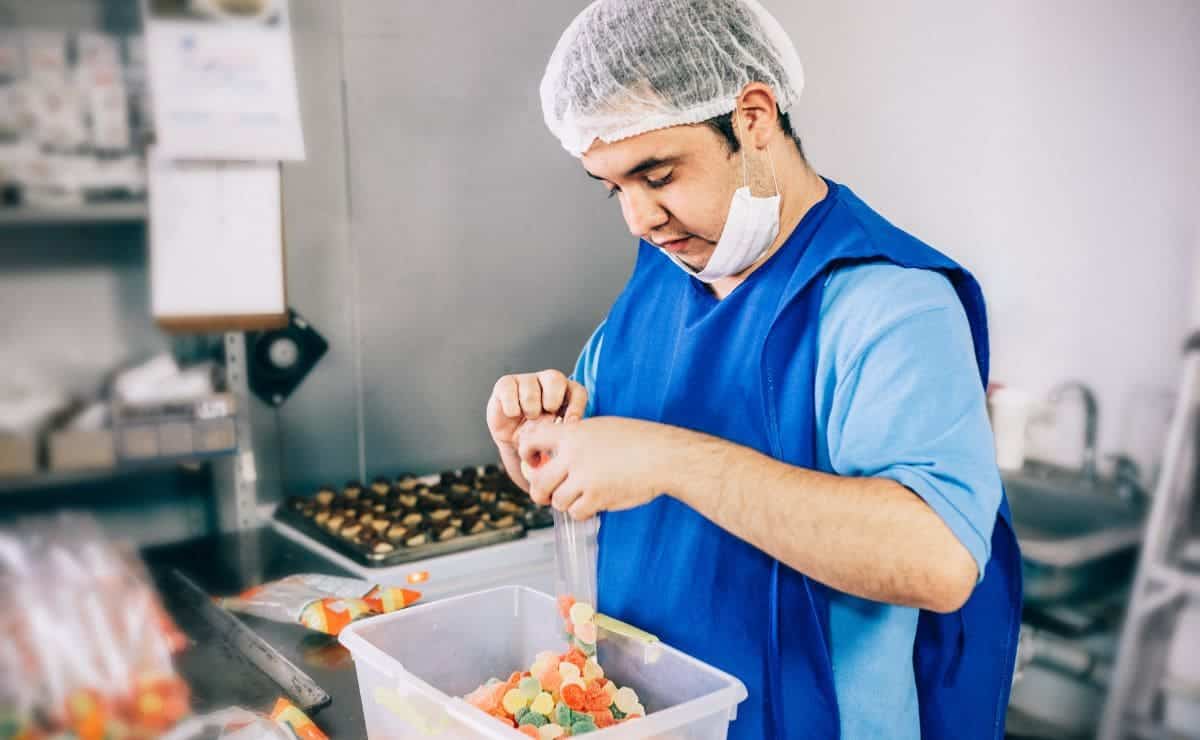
[0,514,191,739]
[219,574,420,636]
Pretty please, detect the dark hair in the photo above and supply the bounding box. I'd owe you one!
[704,107,805,160]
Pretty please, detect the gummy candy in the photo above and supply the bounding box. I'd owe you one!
[558,661,581,681]
[531,691,555,716]
[554,701,574,727]
[461,597,652,735]
[613,686,639,714]
[519,677,542,701]
[575,621,598,645]
[581,657,603,682]
[590,708,615,729]
[563,649,587,670]
[561,683,586,711]
[583,686,610,712]
[503,688,529,715]
[569,602,595,626]
[557,594,576,619]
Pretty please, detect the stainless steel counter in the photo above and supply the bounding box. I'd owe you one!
[144,527,369,739]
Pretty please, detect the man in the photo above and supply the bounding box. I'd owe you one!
[485,1,1021,737]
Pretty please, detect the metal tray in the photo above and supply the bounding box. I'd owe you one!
[273,504,527,568]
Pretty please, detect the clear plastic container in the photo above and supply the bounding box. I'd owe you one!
[339,586,747,739]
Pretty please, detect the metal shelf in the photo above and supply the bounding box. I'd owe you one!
[0,201,147,226]
[0,452,231,496]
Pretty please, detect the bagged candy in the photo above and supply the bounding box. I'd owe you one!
[0,513,191,739]
[219,574,421,636]
[161,698,327,740]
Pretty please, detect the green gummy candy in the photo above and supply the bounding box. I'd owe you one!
[526,713,548,728]
[554,702,574,727]
[610,704,627,720]
[575,638,596,657]
[571,718,598,734]
[514,707,533,726]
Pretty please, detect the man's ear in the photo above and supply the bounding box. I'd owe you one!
[735,82,780,151]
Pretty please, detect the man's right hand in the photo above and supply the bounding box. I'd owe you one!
[486,370,588,450]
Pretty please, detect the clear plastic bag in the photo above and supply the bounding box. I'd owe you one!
[0,512,190,738]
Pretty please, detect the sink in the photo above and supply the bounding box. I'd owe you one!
[1004,460,1146,605]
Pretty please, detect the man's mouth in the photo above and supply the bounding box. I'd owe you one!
[656,236,691,253]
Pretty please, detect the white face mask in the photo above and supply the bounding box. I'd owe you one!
[666,121,781,283]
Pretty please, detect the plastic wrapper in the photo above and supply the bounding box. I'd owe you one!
[218,574,420,636]
[0,513,190,739]
[162,698,326,740]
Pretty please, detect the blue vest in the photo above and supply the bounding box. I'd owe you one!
[593,181,1022,739]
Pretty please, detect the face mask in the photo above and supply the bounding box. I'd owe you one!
[666,118,781,283]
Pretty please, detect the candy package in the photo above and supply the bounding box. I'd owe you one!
[162,698,326,740]
[218,574,420,636]
[0,513,191,739]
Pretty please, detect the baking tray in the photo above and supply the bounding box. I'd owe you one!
[273,503,527,568]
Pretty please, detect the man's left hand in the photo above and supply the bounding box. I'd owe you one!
[517,416,678,519]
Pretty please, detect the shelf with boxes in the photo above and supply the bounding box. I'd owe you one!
[0,391,239,495]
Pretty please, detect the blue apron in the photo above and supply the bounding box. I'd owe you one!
[593,180,1022,739]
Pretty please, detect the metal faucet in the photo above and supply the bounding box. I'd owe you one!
[1049,381,1099,483]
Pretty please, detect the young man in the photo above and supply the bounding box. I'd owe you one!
[485,1,1021,737]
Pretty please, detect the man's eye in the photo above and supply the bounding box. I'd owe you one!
[646,172,673,189]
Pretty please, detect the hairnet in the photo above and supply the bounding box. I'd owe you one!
[540,0,805,157]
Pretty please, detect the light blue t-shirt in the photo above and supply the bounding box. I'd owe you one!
[572,262,1003,740]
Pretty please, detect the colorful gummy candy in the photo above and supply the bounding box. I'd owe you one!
[463,598,647,735]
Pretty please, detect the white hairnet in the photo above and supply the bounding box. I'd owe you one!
[540,0,805,157]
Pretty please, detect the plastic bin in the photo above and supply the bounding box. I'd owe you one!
[339,586,747,738]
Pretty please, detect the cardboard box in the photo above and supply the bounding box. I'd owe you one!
[48,428,116,471]
[0,433,37,477]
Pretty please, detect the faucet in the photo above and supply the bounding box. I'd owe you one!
[1049,381,1099,483]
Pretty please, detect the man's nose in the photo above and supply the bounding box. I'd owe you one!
[621,188,668,239]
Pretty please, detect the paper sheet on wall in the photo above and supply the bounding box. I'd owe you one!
[142,0,305,161]
[149,150,287,332]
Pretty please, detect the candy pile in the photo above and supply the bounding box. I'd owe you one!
[464,596,646,737]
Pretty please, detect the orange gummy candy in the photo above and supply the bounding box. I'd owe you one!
[561,683,587,711]
[557,594,576,619]
[584,687,611,712]
[592,709,616,728]
[563,649,587,669]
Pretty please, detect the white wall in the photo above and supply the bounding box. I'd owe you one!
[768,0,1200,476]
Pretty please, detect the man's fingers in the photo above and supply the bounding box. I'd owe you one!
[517,418,560,464]
[562,380,589,421]
[517,374,543,419]
[528,457,569,506]
[551,478,585,513]
[568,491,599,521]
[537,370,568,416]
[493,375,521,419]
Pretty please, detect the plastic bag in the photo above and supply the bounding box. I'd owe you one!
[218,574,420,636]
[0,513,190,739]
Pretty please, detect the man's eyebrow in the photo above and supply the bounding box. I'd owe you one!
[585,156,680,181]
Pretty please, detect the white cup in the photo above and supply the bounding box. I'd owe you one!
[988,387,1035,472]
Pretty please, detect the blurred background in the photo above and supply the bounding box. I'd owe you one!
[0,1,1198,738]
